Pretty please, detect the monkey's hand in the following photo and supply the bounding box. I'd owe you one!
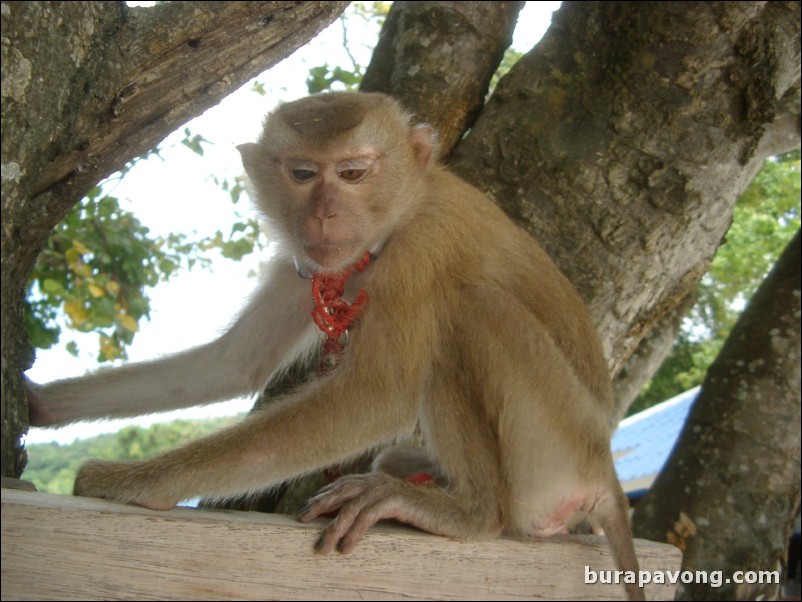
[74,460,179,511]
[298,473,436,554]
[25,378,60,427]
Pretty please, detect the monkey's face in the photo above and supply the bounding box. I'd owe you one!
[239,140,393,271]
[278,149,383,270]
[238,93,435,272]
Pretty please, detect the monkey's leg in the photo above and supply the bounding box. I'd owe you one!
[371,445,445,483]
[298,379,507,553]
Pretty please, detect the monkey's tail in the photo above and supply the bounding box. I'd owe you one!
[592,484,646,601]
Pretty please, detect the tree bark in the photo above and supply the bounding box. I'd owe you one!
[450,1,801,379]
[612,292,696,423]
[361,1,525,153]
[633,230,801,601]
[1,0,348,478]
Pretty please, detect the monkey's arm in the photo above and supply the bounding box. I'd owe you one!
[29,259,315,426]
[72,336,423,509]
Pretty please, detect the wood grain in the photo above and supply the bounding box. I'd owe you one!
[2,488,681,600]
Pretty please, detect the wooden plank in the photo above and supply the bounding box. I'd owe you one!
[1,488,681,600]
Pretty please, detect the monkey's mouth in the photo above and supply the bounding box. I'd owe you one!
[304,241,354,251]
[302,241,362,270]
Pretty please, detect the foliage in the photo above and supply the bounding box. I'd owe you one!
[631,150,801,413]
[207,173,262,260]
[25,133,262,362]
[23,415,243,495]
[179,127,211,156]
[699,150,801,336]
[306,64,363,94]
[305,1,389,94]
[25,184,205,362]
[491,47,524,93]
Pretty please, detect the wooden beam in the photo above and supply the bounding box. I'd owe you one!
[2,488,681,600]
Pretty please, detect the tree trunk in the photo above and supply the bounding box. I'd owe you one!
[361,1,525,152]
[1,0,348,478]
[450,1,801,382]
[612,292,696,423]
[633,230,801,601]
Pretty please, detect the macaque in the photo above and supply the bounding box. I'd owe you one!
[28,92,643,600]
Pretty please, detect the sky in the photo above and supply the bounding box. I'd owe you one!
[23,1,562,446]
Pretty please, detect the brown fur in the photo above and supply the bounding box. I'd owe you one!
[29,92,643,600]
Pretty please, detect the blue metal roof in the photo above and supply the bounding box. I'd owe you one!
[612,387,699,492]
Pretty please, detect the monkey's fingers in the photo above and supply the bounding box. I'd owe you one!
[298,474,373,523]
[74,460,117,497]
[313,492,397,554]
[327,494,407,554]
[303,475,414,554]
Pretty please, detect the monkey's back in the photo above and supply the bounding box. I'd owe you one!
[402,167,614,416]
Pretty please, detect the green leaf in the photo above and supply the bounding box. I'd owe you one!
[42,279,65,295]
[180,130,211,156]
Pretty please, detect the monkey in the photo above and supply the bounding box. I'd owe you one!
[27,92,644,600]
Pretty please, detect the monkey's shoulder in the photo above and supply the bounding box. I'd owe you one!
[409,169,525,246]
[405,169,556,275]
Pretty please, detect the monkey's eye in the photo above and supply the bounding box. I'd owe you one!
[336,159,372,183]
[290,168,317,182]
[338,168,367,182]
[285,161,319,183]
[292,169,316,181]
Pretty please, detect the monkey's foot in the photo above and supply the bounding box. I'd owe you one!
[298,473,424,554]
[74,459,179,510]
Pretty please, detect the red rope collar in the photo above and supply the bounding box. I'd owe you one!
[310,251,373,375]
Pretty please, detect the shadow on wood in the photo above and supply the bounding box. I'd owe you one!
[2,487,681,600]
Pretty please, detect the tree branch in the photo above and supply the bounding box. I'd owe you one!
[34,2,350,200]
[361,1,524,152]
[450,1,801,374]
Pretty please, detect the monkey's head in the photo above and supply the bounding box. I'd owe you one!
[239,92,437,272]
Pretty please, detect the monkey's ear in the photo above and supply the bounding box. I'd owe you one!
[237,143,261,178]
[410,125,437,170]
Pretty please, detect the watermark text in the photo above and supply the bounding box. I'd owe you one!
[584,566,780,589]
